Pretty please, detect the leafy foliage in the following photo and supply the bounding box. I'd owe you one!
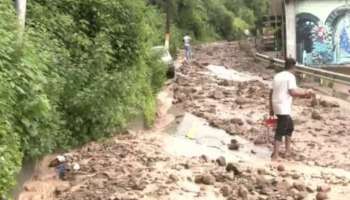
[148,0,270,42]
[0,0,269,197]
[0,0,167,197]
[0,0,24,196]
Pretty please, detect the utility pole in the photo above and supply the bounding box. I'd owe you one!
[15,0,27,30]
[165,0,171,50]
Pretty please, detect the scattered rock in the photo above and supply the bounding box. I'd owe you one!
[295,191,308,200]
[228,139,240,150]
[216,156,227,166]
[316,192,328,200]
[200,154,209,162]
[277,164,285,172]
[255,175,270,190]
[254,137,265,145]
[220,185,230,197]
[210,91,225,99]
[194,174,215,185]
[54,185,70,196]
[168,174,179,183]
[230,118,244,126]
[257,168,268,175]
[238,185,249,200]
[235,97,249,105]
[312,111,322,120]
[219,80,235,87]
[317,185,331,193]
[292,173,301,180]
[293,181,306,192]
[299,184,309,193]
[226,163,241,176]
[320,100,339,108]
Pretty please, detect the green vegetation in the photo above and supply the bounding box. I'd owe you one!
[148,0,270,42]
[0,0,268,197]
[0,0,166,197]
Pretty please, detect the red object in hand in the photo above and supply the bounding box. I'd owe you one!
[264,117,277,127]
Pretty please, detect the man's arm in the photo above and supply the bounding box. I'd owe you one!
[289,89,313,98]
[269,89,274,116]
[288,74,314,98]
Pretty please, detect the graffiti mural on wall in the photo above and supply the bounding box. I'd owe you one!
[340,28,350,54]
[335,13,350,63]
[296,5,350,65]
[309,25,333,65]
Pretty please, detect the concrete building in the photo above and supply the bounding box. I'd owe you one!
[282,0,350,66]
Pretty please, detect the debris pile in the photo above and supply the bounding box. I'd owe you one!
[174,42,350,170]
[53,134,332,200]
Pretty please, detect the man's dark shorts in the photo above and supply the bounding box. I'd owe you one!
[275,115,294,141]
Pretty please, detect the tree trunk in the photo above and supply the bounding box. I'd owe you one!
[15,0,27,30]
[165,0,171,49]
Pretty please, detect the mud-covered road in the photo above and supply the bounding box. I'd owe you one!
[18,42,350,200]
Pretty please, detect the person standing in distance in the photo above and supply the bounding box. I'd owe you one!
[269,58,314,161]
[183,33,192,63]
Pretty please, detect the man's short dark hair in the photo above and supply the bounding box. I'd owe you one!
[285,58,296,70]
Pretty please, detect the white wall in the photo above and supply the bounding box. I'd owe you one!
[285,1,297,58]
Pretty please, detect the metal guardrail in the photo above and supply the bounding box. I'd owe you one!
[255,53,350,86]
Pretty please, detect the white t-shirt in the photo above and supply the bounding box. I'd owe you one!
[184,35,191,47]
[272,71,297,115]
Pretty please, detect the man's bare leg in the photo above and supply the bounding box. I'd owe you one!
[285,136,292,157]
[271,140,281,160]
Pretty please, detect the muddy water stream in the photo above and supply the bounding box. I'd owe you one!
[12,159,37,199]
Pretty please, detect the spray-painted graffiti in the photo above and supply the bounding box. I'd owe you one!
[309,25,333,64]
[335,13,350,63]
[296,5,350,65]
[340,28,350,54]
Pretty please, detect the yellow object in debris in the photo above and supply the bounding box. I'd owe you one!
[186,124,197,139]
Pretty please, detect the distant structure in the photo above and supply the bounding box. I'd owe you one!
[288,0,350,66]
[267,0,350,66]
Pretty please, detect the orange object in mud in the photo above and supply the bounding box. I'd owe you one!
[264,117,277,128]
[262,117,277,144]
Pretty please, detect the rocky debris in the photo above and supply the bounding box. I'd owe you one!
[218,80,236,87]
[17,42,350,200]
[317,185,331,193]
[316,192,329,200]
[210,90,225,99]
[200,154,209,162]
[312,111,323,120]
[230,118,244,126]
[54,185,70,196]
[220,185,230,197]
[226,163,241,176]
[228,139,240,151]
[253,137,266,145]
[54,136,186,200]
[194,174,215,185]
[277,164,285,172]
[238,185,249,199]
[293,181,307,192]
[174,41,350,172]
[320,99,340,108]
[216,156,227,166]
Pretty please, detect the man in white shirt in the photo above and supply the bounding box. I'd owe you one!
[183,33,191,62]
[269,58,314,161]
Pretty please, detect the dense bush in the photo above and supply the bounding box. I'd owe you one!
[148,0,269,42]
[0,0,167,197]
[1,0,269,197]
[0,0,60,196]
[25,0,167,142]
